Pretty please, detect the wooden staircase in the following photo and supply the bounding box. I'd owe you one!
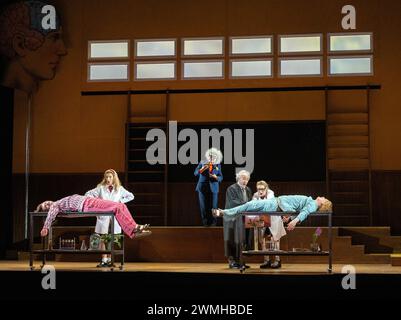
[125,92,170,225]
[326,88,372,226]
[338,227,401,254]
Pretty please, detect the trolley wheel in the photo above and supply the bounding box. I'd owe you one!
[110,267,114,272]
[30,266,35,271]
[328,268,332,273]
[240,266,246,273]
[119,265,124,271]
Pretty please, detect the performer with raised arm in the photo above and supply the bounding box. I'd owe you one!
[194,148,223,226]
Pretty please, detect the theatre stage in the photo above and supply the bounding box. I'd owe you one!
[1,260,401,274]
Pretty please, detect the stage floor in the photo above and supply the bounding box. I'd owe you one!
[1,260,401,274]
[1,260,401,302]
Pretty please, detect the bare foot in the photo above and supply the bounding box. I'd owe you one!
[212,208,224,217]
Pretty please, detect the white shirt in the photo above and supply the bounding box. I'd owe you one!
[252,189,286,241]
[85,185,134,203]
[252,189,275,201]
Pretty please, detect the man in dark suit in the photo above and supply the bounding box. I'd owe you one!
[224,170,253,269]
[194,148,223,226]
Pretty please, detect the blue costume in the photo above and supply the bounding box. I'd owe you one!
[223,195,318,222]
[194,161,223,226]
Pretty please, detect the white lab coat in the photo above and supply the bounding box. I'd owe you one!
[252,190,287,241]
[85,185,134,234]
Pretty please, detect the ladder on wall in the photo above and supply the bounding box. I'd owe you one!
[325,87,372,226]
[125,91,170,226]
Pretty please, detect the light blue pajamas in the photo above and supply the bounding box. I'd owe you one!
[223,195,318,222]
[224,198,279,216]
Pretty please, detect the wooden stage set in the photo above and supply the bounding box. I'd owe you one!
[1,226,401,301]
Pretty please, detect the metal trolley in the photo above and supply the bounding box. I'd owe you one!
[29,211,124,271]
[239,211,333,273]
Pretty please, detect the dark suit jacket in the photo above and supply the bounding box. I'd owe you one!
[223,183,253,260]
[194,162,223,194]
[225,183,252,209]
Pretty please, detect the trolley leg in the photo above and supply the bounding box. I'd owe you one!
[110,216,115,271]
[328,213,333,273]
[120,235,124,271]
[29,213,34,270]
[239,215,246,273]
[41,236,46,269]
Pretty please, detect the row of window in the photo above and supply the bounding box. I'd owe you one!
[87,33,373,81]
[89,33,373,59]
[88,56,373,81]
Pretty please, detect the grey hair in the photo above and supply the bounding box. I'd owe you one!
[236,170,251,181]
[204,148,223,164]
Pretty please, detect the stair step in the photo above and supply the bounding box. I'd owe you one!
[391,254,401,266]
[328,135,368,148]
[329,170,369,180]
[127,172,164,182]
[339,227,391,236]
[128,170,164,174]
[330,180,369,192]
[327,113,368,125]
[130,116,166,123]
[328,147,369,159]
[129,204,162,207]
[128,123,167,128]
[333,204,369,215]
[128,182,164,193]
[331,192,369,204]
[331,216,370,226]
[135,192,162,196]
[128,149,147,161]
[129,127,166,138]
[128,161,164,171]
[128,204,163,216]
[329,158,370,170]
[129,139,155,149]
[327,124,368,136]
[326,99,368,113]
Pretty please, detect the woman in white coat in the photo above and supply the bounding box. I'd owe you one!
[252,180,286,269]
[85,169,135,267]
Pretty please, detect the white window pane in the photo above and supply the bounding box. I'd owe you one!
[280,36,321,53]
[89,42,128,58]
[231,38,272,54]
[136,63,175,79]
[280,59,321,76]
[231,60,272,77]
[330,34,371,51]
[183,61,223,78]
[183,39,223,55]
[89,64,128,80]
[136,40,175,57]
[329,57,372,75]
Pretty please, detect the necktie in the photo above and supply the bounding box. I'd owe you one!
[242,187,247,202]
